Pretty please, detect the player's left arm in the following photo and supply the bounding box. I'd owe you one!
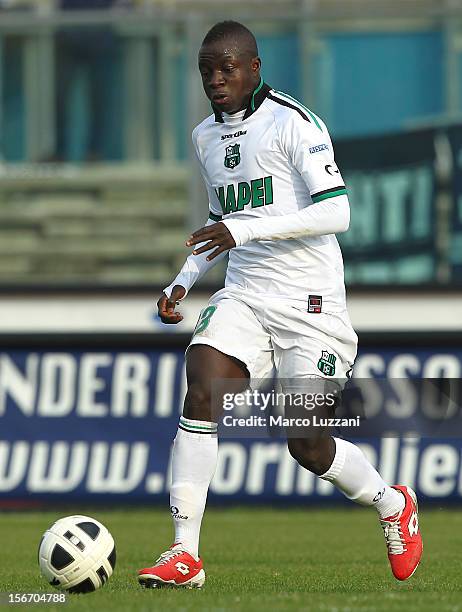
[222,113,349,246]
[187,113,349,259]
[223,191,349,247]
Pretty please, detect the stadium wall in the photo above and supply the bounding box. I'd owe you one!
[0,287,461,507]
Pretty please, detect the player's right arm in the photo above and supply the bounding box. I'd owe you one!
[157,124,228,324]
[158,214,227,321]
[157,216,228,324]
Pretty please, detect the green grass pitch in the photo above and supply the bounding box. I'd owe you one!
[2,507,461,611]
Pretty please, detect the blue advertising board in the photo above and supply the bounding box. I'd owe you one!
[0,345,461,504]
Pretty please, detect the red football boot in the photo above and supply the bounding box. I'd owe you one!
[138,544,205,589]
[380,485,423,580]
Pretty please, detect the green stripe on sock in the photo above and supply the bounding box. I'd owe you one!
[179,424,216,433]
[312,188,347,203]
[179,418,217,432]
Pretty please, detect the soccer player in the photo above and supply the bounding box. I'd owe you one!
[138,21,422,588]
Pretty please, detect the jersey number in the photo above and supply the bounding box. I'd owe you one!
[194,305,217,335]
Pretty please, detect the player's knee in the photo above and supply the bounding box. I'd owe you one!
[183,382,212,421]
[287,437,327,475]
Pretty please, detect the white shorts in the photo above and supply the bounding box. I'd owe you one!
[188,288,358,391]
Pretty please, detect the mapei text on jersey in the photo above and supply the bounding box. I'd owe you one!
[215,176,273,214]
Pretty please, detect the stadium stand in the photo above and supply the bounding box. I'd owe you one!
[0,0,460,285]
[0,166,195,284]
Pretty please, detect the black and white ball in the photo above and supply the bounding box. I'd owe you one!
[38,515,116,593]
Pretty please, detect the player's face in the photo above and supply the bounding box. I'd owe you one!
[198,41,261,114]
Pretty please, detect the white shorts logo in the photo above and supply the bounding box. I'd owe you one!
[175,562,190,575]
[408,512,419,537]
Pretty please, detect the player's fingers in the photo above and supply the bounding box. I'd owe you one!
[159,306,173,320]
[192,240,219,255]
[158,285,186,323]
[186,227,213,246]
[157,293,167,306]
[206,245,227,261]
[160,312,183,324]
[165,297,177,313]
[157,294,170,315]
[160,307,181,320]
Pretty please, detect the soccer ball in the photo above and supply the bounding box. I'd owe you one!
[38,515,116,593]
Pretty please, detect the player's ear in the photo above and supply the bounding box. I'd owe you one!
[251,56,261,73]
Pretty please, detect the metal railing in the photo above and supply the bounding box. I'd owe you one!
[0,2,461,164]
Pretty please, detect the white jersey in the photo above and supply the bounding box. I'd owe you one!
[192,82,349,312]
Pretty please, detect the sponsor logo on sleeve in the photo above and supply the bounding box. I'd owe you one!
[309,144,329,154]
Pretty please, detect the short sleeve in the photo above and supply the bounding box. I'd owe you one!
[192,128,223,222]
[278,111,347,204]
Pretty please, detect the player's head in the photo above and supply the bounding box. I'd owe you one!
[198,21,261,115]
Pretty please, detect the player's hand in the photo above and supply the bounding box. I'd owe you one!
[157,285,186,324]
[186,222,236,261]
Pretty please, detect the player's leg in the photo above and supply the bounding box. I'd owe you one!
[287,427,422,580]
[169,344,248,560]
[284,388,405,513]
[138,345,248,589]
[270,303,422,580]
[139,292,272,588]
[286,420,404,512]
[284,387,337,476]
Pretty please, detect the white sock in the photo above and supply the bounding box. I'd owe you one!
[320,437,405,518]
[169,416,218,559]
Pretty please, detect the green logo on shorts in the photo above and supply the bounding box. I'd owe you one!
[317,350,336,376]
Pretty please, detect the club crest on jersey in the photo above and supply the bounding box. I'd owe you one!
[224,143,241,169]
[317,350,336,376]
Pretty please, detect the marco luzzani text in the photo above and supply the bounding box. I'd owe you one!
[221,390,361,429]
